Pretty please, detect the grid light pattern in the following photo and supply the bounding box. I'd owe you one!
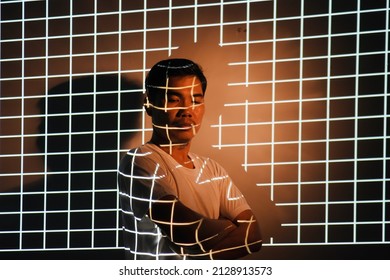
[0,0,389,256]
[212,0,389,244]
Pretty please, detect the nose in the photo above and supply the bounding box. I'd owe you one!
[177,106,193,118]
[176,98,194,118]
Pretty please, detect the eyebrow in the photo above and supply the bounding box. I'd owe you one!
[166,91,204,97]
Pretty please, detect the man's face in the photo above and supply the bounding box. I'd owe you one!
[148,75,205,146]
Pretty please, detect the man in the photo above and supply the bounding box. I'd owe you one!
[118,58,262,259]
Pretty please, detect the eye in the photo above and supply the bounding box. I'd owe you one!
[167,97,179,103]
[192,96,204,104]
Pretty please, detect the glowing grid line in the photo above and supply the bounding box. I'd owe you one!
[18,0,26,250]
[116,0,123,248]
[0,0,389,254]
[324,0,332,243]
[211,0,389,245]
[296,0,304,244]
[381,0,389,243]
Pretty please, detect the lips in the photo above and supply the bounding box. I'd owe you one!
[174,123,194,129]
[172,120,195,127]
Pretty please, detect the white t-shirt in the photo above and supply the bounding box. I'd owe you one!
[118,143,250,259]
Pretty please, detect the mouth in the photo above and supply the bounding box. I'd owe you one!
[172,121,202,130]
[152,122,200,130]
[174,122,195,128]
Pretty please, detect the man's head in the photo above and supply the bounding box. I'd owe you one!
[145,58,207,104]
[145,58,207,148]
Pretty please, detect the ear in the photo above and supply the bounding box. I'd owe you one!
[144,95,152,116]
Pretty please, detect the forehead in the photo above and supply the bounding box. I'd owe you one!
[147,75,204,102]
[167,75,203,91]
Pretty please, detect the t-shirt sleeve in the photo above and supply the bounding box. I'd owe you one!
[213,161,251,220]
[118,148,177,219]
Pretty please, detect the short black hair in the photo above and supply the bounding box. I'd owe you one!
[145,58,207,102]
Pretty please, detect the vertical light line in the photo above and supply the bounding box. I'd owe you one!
[117,0,123,248]
[219,0,224,46]
[353,1,361,243]
[324,0,332,244]
[297,0,305,244]
[194,0,198,42]
[218,114,222,150]
[19,0,26,250]
[270,0,277,201]
[382,0,389,243]
[245,0,250,87]
[142,0,148,144]
[44,3,50,249]
[91,0,98,248]
[244,100,249,172]
[168,0,172,56]
[67,0,73,249]
[42,0,50,250]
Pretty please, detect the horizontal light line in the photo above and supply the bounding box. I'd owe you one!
[0,134,385,148]
[0,169,118,177]
[222,93,388,107]
[0,246,122,252]
[0,208,120,215]
[220,28,388,47]
[0,46,179,63]
[211,140,388,149]
[0,189,118,197]
[0,227,120,235]
[244,157,390,166]
[0,91,143,102]
[1,69,384,84]
[0,0,272,23]
[228,51,387,66]
[227,72,389,86]
[2,112,386,123]
[276,200,390,207]
[1,90,385,104]
[256,178,390,187]
[0,128,149,140]
[210,115,389,129]
[282,221,390,226]
[0,31,387,61]
[1,242,389,252]
[2,15,387,46]
[0,4,385,25]
[0,109,144,120]
[263,241,390,246]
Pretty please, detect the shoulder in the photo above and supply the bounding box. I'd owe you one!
[119,143,167,174]
[119,145,149,167]
[121,143,160,161]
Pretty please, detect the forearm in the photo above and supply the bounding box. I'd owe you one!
[149,195,237,251]
[150,196,262,259]
[186,210,262,260]
[208,222,262,259]
[165,218,238,258]
[165,213,261,260]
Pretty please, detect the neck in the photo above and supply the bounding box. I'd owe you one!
[150,137,194,168]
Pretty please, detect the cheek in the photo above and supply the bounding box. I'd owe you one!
[153,110,177,124]
[195,106,205,120]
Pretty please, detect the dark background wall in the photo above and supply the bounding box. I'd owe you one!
[0,0,389,259]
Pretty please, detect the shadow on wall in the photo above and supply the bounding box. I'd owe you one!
[36,74,143,175]
[0,74,143,257]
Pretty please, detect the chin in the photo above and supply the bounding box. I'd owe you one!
[154,128,198,145]
[170,137,193,145]
[170,131,197,143]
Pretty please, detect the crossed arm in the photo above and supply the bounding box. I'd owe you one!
[149,195,262,259]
